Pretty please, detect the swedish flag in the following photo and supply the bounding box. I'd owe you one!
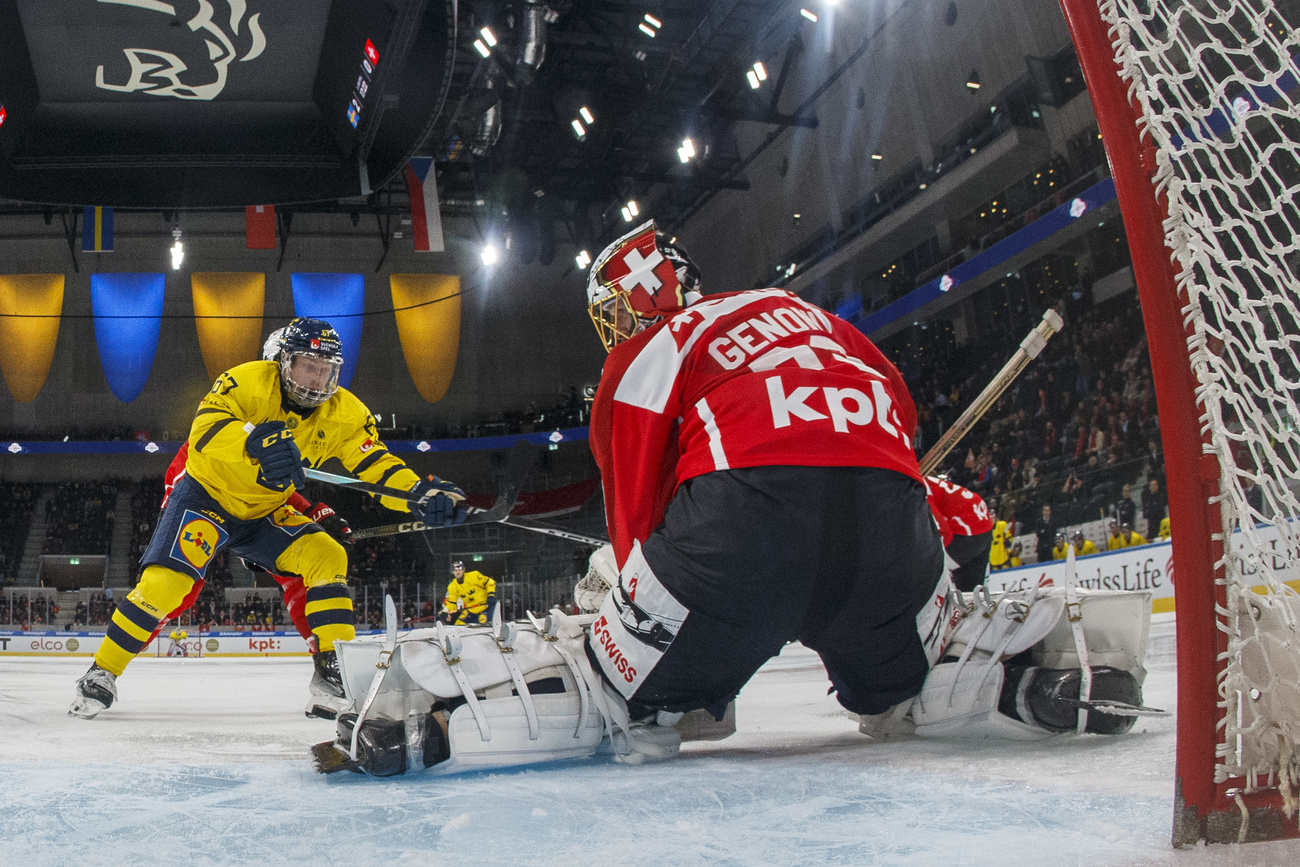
[82,206,114,252]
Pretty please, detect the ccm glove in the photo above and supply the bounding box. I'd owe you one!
[307,501,353,544]
[246,421,307,490]
[410,477,467,527]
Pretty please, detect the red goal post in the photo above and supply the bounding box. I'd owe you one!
[1059,0,1300,847]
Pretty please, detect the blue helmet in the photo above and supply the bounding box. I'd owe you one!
[277,318,343,407]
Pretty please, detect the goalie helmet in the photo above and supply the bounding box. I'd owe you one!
[586,219,701,351]
[277,317,344,408]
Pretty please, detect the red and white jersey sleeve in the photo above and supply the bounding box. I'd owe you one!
[162,440,191,507]
[924,476,993,547]
[591,289,922,568]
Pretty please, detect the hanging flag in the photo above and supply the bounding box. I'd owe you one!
[403,157,445,252]
[390,274,459,402]
[82,206,114,252]
[0,274,64,402]
[246,205,277,249]
[191,273,266,381]
[90,273,164,403]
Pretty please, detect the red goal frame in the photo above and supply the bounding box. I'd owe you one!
[1059,0,1300,846]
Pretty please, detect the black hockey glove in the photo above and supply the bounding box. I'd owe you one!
[246,421,307,490]
[307,501,352,544]
[410,477,467,527]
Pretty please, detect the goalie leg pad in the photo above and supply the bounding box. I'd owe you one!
[944,586,1066,661]
[912,657,1052,740]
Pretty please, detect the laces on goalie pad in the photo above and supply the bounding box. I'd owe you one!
[311,599,699,775]
[907,584,1162,739]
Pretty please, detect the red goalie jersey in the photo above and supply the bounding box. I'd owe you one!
[591,288,922,568]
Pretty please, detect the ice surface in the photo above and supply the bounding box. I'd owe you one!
[2,615,1298,866]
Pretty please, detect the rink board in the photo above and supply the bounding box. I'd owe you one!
[0,629,380,657]
[987,524,1300,612]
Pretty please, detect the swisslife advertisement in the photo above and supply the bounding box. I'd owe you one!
[988,522,1300,612]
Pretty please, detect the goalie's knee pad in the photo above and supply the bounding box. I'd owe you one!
[913,656,1053,740]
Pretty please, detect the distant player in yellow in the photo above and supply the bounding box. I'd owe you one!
[70,318,467,719]
[1070,530,1099,557]
[989,519,1011,570]
[441,560,498,625]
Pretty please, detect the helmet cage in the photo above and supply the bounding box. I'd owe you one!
[586,219,700,351]
[280,351,342,407]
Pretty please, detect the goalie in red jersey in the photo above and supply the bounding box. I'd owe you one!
[582,220,952,749]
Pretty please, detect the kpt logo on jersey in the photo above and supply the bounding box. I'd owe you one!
[171,510,229,570]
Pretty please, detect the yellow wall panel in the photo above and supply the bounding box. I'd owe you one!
[390,274,460,403]
[191,273,266,381]
[0,274,64,402]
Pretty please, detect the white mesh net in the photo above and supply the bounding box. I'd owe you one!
[1097,0,1300,805]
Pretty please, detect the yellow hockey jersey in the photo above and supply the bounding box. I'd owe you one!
[186,360,421,520]
[443,570,497,615]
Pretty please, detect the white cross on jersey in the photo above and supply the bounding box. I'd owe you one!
[618,247,665,293]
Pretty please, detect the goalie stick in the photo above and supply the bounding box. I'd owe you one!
[919,307,1064,476]
[304,440,535,529]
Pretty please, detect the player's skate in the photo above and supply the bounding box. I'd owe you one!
[68,663,118,719]
[305,650,349,720]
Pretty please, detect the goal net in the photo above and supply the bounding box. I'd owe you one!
[1060,0,1300,846]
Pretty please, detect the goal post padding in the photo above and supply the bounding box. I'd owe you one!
[1059,0,1300,846]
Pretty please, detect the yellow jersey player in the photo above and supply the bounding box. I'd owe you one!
[441,560,498,625]
[70,318,467,719]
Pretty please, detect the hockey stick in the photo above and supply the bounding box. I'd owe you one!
[350,514,607,546]
[305,440,535,528]
[918,307,1064,476]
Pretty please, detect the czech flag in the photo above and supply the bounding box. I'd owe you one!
[82,206,114,252]
[403,157,444,252]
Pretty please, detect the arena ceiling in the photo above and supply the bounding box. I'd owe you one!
[0,0,812,259]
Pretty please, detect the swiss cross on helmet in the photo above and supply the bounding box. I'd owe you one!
[586,219,701,351]
[278,317,344,408]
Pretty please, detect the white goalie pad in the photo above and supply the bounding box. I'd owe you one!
[1031,588,1151,684]
[909,586,1153,740]
[330,606,718,775]
[335,613,606,775]
[912,658,1051,740]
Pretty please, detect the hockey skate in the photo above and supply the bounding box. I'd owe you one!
[68,664,117,719]
[305,650,350,720]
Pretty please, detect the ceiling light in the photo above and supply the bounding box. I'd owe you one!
[871,152,883,161]
[638,22,656,37]
[643,14,662,29]
[800,8,818,22]
[481,244,499,266]
[753,62,768,82]
[170,228,184,271]
[571,119,586,137]
[746,69,761,89]
[479,27,498,47]
[621,206,633,222]
[678,137,696,162]
[473,39,490,57]
[579,106,594,124]
[576,250,591,269]
[627,200,639,217]
[966,71,981,91]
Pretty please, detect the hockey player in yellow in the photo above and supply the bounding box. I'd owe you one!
[441,560,498,625]
[988,519,1011,570]
[70,318,467,719]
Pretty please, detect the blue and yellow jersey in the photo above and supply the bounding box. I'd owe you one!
[444,571,497,615]
[185,360,421,520]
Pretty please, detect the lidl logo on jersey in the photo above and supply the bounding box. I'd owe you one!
[171,510,229,571]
